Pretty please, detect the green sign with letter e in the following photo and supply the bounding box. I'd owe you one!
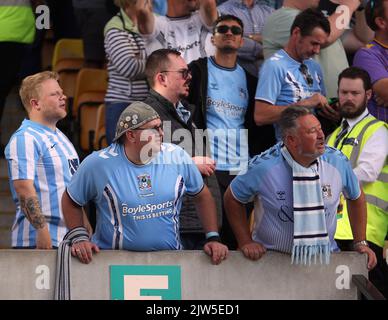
[110,265,181,300]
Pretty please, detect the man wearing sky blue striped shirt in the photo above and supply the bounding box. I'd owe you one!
[4,71,84,249]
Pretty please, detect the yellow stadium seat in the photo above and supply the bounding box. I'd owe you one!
[51,39,84,113]
[73,68,108,152]
[52,38,84,71]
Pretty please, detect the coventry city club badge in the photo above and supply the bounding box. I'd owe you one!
[322,184,332,199]
[137,174,152,192]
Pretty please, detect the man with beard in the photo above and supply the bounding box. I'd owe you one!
[144,49,222,250]
[188,14,275,249]
[61,102,228,264]
[327,66,388,297]
[137,0,218,63]
[224,106,377,270]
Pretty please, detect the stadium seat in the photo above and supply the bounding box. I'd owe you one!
[94,104,108,150]
[73,68,108,152]
[52,39,84,113]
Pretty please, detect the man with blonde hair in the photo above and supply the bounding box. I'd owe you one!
[4,71,82,249]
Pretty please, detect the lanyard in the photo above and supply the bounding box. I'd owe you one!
[338,113,370,151]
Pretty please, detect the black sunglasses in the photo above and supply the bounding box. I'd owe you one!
[215,25,243,35]
[161,69,191,80]
[299,63,314,87]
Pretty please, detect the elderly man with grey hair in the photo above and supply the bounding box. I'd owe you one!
[61,101,228,265]
[224,106,377,269]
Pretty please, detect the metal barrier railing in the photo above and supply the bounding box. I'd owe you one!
[352,275,386,300]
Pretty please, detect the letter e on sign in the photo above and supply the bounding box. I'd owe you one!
[124,275,168,300]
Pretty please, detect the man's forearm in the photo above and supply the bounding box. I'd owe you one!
[352,10,374,44]
[373,79,388,106]
[137,0,155,35]
[326,1,360,46]
[20,195,46,229]
[224,188,252,247]
[62,191,85,229]
[254,101,287,125]
[199,0,218,27]
[346,189,367,242]
[194,186,219,232]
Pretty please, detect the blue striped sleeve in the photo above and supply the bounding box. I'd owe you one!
[6,132,40,181]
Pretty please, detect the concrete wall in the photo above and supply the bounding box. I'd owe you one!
[0,250,367,300]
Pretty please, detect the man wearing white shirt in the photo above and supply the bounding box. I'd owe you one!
[137,0,218,63]
[327,66,388,298]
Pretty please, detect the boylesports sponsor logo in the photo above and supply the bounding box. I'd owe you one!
[206,97,245,117]
[168,41,200,53]
[122,201,174,216]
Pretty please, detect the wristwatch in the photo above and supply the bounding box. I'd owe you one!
[353,240,369,249]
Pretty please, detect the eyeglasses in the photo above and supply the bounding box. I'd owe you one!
[299,63,314,87]
[160,69,191,80]
[214,25,243,35]
[133,124,163,134]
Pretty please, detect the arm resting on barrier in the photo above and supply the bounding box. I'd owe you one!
[193,185,229,265]
[346,189,377,270]
[62,190,100,264]
[224,187,266,260]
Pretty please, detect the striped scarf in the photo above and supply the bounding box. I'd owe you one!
[54,227,90,300]
[281,146,330,265]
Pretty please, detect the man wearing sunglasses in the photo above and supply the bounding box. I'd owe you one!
[353,0,388,123]
[188,15,276,249]
[218,0,275,77]
[255,9,338,141]
[144,49,222,250]
[62,101,228,265]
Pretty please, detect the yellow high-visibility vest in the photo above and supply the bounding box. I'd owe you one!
[327,115,388,247]
[0,0,35,44]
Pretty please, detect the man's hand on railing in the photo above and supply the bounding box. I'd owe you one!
[71,240,100,264]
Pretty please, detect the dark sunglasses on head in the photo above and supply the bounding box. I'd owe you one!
[161,69,191,80]
[299,63,314,87]
[215,25,243,35]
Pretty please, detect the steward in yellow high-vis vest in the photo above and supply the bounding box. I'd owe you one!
[0,0,35,44]
[327,113,388,248]
[0,0,35,148]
